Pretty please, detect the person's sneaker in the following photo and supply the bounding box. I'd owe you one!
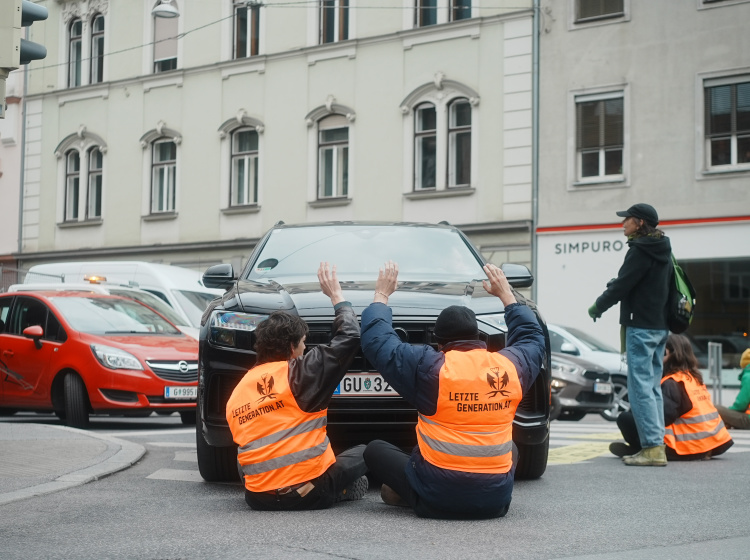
[380,484,408,507]
[623,445,667,466]
[609,442,635,458]
[336,475,368,502]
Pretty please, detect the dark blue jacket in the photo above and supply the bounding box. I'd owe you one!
[361,302,545,515]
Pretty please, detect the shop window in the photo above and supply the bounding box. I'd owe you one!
[704,78,750,169]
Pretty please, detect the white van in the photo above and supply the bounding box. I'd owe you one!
[22,261,222,332]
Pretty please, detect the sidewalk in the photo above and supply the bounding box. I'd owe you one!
[0,422,145,506]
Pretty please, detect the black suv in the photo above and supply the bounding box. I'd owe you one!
[197,222,551,482]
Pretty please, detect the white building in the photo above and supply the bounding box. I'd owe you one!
[536,0,750,351]
[14,0,537,278]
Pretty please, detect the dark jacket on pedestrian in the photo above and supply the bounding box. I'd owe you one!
[360,302,545,516]
[595,234,672,329]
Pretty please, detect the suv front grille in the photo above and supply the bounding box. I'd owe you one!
[146,360,199,383]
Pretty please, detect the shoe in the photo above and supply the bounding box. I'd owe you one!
[609,442,635,458]
[623,445,667,467]
[336,475,368,502]
[380,484,408,507]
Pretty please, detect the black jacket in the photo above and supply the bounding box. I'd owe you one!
[595,234,672,329]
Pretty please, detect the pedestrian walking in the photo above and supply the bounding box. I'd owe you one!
[610,334,733,461]
[360,261,545,519]
[225,262,368,510]
[588,203,673,466]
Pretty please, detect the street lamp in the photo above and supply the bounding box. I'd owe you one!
[152,0,180,18]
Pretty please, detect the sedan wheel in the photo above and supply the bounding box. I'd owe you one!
[600,375,629,421]
[64,373,90,428]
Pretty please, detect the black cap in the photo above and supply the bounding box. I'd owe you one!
[616,203,659,227]
[434,305,479,344]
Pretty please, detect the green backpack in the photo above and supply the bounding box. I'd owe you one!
[667,254,696,334]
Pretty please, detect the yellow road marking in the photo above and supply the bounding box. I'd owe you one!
[548,442,611,464]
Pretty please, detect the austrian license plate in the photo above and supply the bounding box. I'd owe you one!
[164,386,198,399]
[593,382,613,395]
[334,373,399,397]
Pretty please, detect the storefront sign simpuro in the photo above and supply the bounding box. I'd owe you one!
[554,240,625,254]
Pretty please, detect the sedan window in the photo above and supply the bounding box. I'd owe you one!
[10,298,48,335]
[51,296,180,335]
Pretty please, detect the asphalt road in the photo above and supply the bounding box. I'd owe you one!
[2,413,749,560]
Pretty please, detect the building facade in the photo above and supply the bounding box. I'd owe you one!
[15,0,536,277]
[536,0,750,353]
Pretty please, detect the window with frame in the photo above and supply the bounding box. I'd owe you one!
[414,103,437,189]
[320,0,349,44]
[448,98,471,187]
[575,0,624,22]
[151,140,177,213]
[90,14,105,84]
[65,150,81,221]
[451,0,472,21]
[68,19,83,87]
[154,6,178,73]
[87,147,103,219]
[705,79,750,168]
[576,93,624,181]
[415,0,471,27]
[318,115,349,199]
[234,0,260,58]
[231,128,259,206]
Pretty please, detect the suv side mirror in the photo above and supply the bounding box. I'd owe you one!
[501,263,534,289]
[203,264,236,290]
[560,341,579,356]
[23,325,44,349]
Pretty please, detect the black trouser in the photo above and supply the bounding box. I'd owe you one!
[617,411,733,461]
[244,444,367,511]
[363,439,516,520]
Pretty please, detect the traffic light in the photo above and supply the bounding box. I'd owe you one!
[0,0,47,70]
[19,0,48,65]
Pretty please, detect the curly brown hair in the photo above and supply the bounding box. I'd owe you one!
[664,333,703,385]
[254,311,309,365]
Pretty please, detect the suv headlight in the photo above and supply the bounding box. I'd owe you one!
[91,344,144,371]
[477,313,507,333]
[208,311,268,348]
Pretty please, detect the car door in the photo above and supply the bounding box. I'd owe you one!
[0,296,58,407]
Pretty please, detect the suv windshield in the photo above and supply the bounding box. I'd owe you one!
[246,225,485,282]
[52,296,181,335]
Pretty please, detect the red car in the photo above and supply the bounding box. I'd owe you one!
[0,290,198,427]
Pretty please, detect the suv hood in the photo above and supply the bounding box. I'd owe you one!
[231,276,506,318]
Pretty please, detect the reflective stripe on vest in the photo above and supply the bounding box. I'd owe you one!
[417,348,523,474]
[226,361,335,492]
[662,371,732,456]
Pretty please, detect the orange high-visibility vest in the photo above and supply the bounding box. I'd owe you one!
[662,371,732,456]
[416,349,523,474]
[226,361,335,492]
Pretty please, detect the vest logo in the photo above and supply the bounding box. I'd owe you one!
[486,368,510,398]
[256,374,279,403]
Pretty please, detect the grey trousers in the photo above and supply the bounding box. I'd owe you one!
[716,405,750,430]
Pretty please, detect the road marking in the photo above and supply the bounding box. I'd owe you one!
[105,428,194,437]
[148,442,196,448]
[147,468,204,482]
[174,451,197,463]
[548,442,611,464]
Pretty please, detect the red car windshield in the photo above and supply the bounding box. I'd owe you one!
[51,296,181,335]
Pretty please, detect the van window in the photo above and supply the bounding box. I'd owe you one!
[172,290,218,328]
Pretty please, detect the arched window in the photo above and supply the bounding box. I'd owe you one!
[318,115,349,199]
[414,103,437,190]
[90,14,105,84]
[65,151,81,221]
[68,19,82,87]
[87,147,103,218]
[152,140,177,212]
[231,128,259,206]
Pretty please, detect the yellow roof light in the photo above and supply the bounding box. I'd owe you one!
[83,275,107,284]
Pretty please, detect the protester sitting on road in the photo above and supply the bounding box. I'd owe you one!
[225,262,368,510]
[360,261,545,519]
[716,348,750,430]
[610,333,733,462]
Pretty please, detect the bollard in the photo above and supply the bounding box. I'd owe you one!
[707,341,722,406]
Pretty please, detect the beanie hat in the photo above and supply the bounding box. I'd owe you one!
[434,305,479,344]
[741,348,750,370]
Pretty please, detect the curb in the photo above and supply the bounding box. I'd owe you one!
[0,425,146,506]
